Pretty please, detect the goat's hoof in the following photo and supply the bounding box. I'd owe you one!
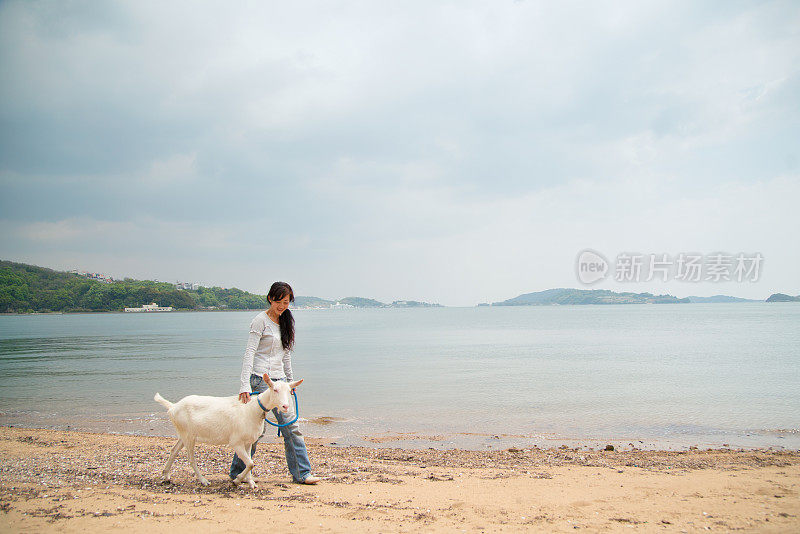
[248,481,257,490]
[199,478,210,486]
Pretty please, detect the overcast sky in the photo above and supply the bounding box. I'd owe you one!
[1,1,798,306]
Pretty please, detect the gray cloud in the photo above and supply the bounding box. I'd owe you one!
[1,1,798,305]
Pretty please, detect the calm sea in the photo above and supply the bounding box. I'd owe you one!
[1,304,798,450]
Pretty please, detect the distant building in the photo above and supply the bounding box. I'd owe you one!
[124,303,173,312]
[71,269,114,284]
[176,281,203,290]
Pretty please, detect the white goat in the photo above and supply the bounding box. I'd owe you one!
[154,374,303,489]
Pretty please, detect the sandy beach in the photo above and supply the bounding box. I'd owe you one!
[1,426,798,532]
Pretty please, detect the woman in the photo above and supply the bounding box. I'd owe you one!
[229,281,320,485]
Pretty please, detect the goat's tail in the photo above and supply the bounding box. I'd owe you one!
[153,392,173,410]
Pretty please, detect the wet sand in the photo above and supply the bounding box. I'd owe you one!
[1,426,798,532]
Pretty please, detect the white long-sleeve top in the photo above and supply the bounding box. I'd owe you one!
[238,311,293,394]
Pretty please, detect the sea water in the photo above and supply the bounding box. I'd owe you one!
[0,304,798,450]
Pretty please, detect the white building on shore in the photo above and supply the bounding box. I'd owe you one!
[124,303,173,312]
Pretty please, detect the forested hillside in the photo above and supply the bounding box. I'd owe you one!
[0,260,268,313]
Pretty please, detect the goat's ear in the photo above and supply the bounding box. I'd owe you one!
[263,374,274,388]
[289,379,303,389]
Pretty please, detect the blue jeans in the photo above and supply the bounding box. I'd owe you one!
[229,374,312,482]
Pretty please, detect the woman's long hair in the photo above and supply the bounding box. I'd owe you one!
[268,281,295,351]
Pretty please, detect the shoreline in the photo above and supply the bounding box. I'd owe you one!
[5,417,800,454]
[3,414,799,453]
[2,426,799,532]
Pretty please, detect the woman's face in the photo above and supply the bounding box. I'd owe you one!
[269,294,291,315]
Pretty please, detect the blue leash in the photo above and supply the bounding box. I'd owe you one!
[256,390,299,436]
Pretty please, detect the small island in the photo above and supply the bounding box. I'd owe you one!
[293,296,442,309]
[766,293,800,302]
[491,288,690,306]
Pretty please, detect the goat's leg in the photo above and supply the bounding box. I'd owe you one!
[185,438,209,486]
[231,444,255,488]
[162,439,184,481]
[242,444,258,489]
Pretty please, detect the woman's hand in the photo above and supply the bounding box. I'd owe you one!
[239,392,250,404]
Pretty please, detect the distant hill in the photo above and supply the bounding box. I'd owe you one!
[0,260,266,313]
[339,297,385,308]
[492,288,690,306]
[293,296,334,308]
[0,260,443,313]
[293,296,441,308]
[685,295,759,303]
[766,293,800,302]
